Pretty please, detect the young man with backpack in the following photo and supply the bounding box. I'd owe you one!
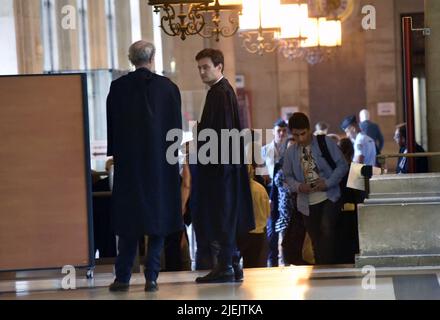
[283,113,349,265]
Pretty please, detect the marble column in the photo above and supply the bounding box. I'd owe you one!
[140,1,154,43]
[87,0,108,69]
[115,0,132,70]
[362,0,398,168]
[13,0,43,74]
[56,0,80,70]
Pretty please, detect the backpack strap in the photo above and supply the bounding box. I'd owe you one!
[317,134,336,170]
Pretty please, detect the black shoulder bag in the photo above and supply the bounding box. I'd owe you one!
[317,134,336,170]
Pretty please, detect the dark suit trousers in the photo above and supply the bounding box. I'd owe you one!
[115,234,164,283]
[266,213,280,266]
[281,208,306,265]
[237,232,268,268]
[303,199,339,265]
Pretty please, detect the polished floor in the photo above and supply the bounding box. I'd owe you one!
[1,265,440,300]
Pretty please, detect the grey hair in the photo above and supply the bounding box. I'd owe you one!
[128,41,155,67]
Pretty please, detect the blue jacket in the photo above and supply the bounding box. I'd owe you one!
[360,120,384,154]
[282,135,348,216]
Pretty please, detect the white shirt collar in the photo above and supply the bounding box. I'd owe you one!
[210,76,224,87]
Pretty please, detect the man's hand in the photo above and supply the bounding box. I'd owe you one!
[262,175,271,185]
[181,163,191,215]
[315,179,328,192]
[298,183,315,194]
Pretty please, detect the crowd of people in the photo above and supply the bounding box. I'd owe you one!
[101,40,429,292]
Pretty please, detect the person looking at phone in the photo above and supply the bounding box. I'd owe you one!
[283,113,348,265]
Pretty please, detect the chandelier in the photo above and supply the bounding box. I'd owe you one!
[148,0,211,40]
[198,0,243,42]
[238,0,282,55]
[300,17,342,64]
[277,1,342,64]
[277,2,309,60]
[148,0,343,62]
[148,0,242,41]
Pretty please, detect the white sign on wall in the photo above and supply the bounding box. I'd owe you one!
[377,102,396,116]
[91,140,108,160]
[236,75,245,89]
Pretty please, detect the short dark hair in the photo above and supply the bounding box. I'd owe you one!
[397,123,407,138]
[338,138,354,162]
[340,115,357,131]
[195,48,224,72]
[274,118,287,128]
[288,112,310,130]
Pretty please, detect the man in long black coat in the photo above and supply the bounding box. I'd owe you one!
[193,49,255,283]
[106,41,183,292]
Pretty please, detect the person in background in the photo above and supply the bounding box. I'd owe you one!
[273,138,295,238]
[338,138,355,166]
[394,123,429,174]
[272,138,309,265]
[359,109,384,157]
[237,165,270,268]
[314,121,330,136]
[261,119,289,188]
[335,138,364,264]
[340,115,377,167]
[162,143,192,272]
[283,113,348,265]
[327,134,341,144]
[245,129,266,188]
[92,158,116,259]
[262,119,288,267]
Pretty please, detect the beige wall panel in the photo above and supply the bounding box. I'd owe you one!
[0,74,91,271]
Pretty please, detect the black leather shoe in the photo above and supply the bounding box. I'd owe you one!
[109,280,129,292]
[195,265,235,283]
[232,263,243,282]
[144,280,158,292]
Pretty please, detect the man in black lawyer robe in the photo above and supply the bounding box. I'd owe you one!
[193,48,255,283]
[106,41,183,292]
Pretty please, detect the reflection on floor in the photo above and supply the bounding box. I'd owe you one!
[1,265,440,300]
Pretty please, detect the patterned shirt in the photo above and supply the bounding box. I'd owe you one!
[301,146,328,205]
[273,169,293,233]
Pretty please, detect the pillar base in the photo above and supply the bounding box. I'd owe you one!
[355,254,440,268]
